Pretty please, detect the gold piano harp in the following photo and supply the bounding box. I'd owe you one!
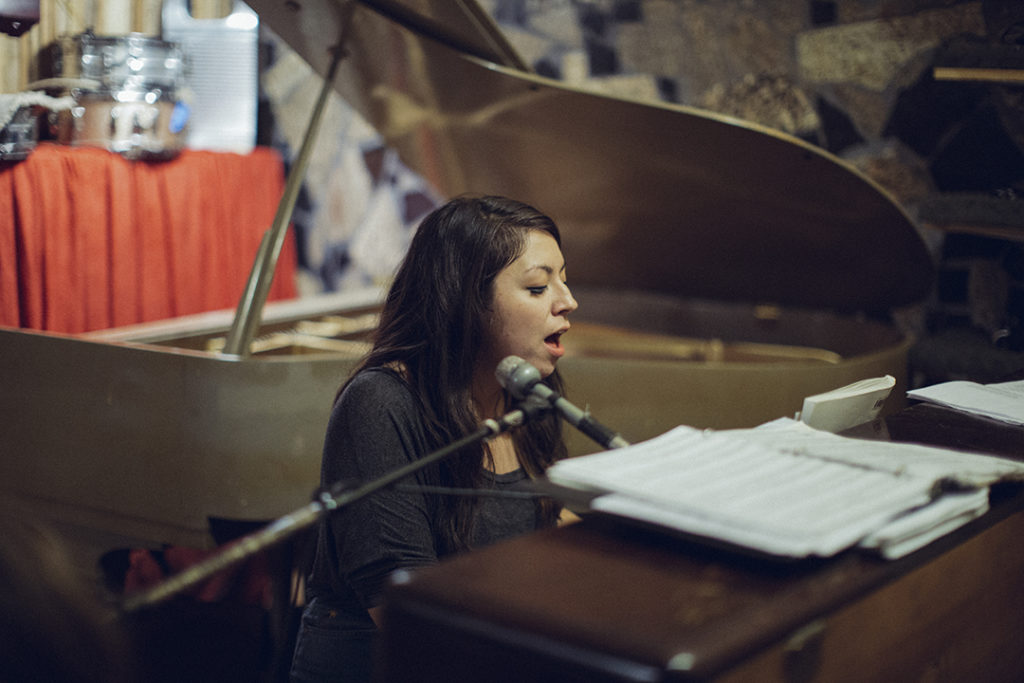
[0,0,931,558]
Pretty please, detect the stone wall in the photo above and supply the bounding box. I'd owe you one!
[486,0,1020,207]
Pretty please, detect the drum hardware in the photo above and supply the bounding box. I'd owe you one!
[0,103,38,160]
[1,89,78,161]
[35,31,190,160]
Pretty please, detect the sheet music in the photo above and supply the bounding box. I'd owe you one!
[859,488,990,560]
[908,379,1024,426]
[743,418,1024,488]
[547,420,1024,559]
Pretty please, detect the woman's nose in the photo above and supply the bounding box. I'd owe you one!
[555,283,578,316]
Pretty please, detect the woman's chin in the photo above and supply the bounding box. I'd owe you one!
[534,357,558,378]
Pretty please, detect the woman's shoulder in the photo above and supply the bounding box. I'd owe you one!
[339,366,416,408]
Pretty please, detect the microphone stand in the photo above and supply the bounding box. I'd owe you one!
[120,396,552,613]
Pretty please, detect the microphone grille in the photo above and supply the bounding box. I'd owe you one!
[495,355,524,390]
[495,356,543,399]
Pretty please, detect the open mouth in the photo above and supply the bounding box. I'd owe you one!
[545,331,565,353]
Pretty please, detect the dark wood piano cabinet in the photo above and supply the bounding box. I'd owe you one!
[378,414,1024,682]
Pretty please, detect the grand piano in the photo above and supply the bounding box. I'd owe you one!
[1,0,932,572]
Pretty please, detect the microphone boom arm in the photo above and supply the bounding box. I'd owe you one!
[121,398,549,612]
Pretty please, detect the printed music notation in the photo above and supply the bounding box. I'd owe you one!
[547,419,1024,559]
[908,379,1024,426]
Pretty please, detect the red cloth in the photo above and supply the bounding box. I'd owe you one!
[0,160,21,327]
[0,143,297,333]
[123,546,271,607]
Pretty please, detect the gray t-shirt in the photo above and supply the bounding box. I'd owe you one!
[305,368,541,617]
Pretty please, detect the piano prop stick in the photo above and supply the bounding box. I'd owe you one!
[222,2,355,357]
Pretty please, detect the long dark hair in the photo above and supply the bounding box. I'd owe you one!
[343,195,567,553]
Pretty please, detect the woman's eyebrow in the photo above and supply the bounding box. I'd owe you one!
[524,263,567,275]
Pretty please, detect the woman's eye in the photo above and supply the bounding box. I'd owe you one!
[528,286,547,295]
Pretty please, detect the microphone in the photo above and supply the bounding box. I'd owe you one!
[495,356,630,450]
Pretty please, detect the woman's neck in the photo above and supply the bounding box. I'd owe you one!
[471,366,522,474]
[486,433,521,474]
[470,366,505,420]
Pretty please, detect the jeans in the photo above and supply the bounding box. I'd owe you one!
[289,598,378,683]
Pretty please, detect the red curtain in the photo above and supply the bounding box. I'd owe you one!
[0,143,297,333]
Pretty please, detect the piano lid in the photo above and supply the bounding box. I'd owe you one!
[251,0,933,314]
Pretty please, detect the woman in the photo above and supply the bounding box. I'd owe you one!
[289,195,578,682]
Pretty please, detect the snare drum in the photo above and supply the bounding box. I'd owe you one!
[42,32,190,160]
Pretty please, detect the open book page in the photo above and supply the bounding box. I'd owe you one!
[907,379,1024,425]
[799,375,895,433]
[547,420,1024,559]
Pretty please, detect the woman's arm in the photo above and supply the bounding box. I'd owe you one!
[321,370,440,609]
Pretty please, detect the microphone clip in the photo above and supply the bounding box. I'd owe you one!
[483,394,553,439]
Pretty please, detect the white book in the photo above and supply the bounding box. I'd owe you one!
[798,375,895,433]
